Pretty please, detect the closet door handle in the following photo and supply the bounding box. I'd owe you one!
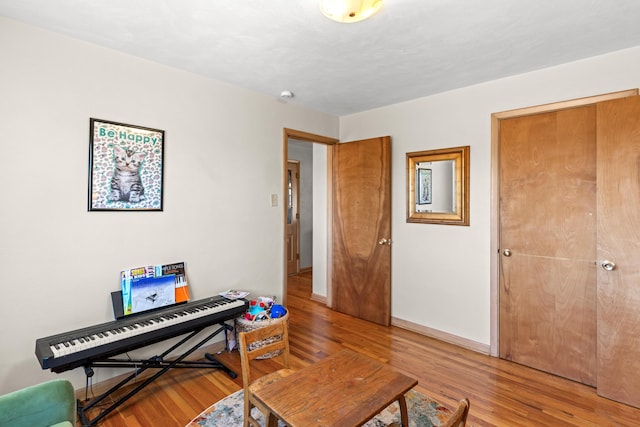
[502,249,512,257]
[601,260,616,271]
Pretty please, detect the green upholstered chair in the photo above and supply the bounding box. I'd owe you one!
[0,379,76,427]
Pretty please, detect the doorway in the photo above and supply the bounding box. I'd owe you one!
[282,129,338,306]
[282,130,393,327]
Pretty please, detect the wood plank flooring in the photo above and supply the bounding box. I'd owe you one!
[80,272,640,426]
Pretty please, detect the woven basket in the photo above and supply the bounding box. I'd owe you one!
[234,311,289,359]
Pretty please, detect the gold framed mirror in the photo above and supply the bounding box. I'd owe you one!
[406,145,469,225]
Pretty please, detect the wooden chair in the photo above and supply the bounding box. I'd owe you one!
[441,398,470,427]
[387,397,469,427]
[238,320,295,427]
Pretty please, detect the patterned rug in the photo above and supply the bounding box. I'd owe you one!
[186,389,453,427]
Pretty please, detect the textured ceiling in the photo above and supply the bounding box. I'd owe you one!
[2,0,640,116]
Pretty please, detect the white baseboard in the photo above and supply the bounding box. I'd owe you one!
[310,293,327,304]
[391,317,490,355]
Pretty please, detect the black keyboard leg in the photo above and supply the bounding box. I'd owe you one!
[204,352,238,379]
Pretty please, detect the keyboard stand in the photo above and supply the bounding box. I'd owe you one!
[77,322,235,427]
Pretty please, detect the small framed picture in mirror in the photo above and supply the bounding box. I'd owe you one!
[406,146,469,225]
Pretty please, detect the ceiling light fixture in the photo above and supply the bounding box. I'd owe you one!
[320,0,383,23]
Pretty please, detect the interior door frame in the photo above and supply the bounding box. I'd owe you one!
[489,89,639,357]
[282,128,339,306]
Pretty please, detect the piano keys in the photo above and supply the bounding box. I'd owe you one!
[35,295,248,373]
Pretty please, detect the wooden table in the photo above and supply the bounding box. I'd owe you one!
[251,348,418,427]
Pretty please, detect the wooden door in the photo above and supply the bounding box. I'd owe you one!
[596,96,640,407]
[332,136,391,326]
[499,106,597,385]
[286,161,300,276]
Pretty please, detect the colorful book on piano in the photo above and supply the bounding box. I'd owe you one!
[161,262,190,303]
[121,262,190,316]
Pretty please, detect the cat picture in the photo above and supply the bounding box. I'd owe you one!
[110,145,146,203]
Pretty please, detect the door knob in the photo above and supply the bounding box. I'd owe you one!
[502,249,512,257]
[378,238,391,245]
[601,260,616,271]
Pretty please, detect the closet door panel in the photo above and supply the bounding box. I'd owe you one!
[499,106,597,385]
[596,95,640,407]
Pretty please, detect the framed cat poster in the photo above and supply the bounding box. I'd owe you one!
[88,118,164,211]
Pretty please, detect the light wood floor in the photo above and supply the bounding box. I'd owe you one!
[81,272,640,426]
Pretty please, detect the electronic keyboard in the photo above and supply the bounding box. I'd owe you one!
[35,295,248,373]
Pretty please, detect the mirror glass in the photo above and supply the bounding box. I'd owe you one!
[407,146,469,225]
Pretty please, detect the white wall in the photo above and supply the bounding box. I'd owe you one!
[339,45,640,347]
[287,141,313,269]
[0,17,338,394]
[287,140,329,298]
[312,144,328,298]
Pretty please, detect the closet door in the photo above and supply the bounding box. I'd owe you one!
[596,95,640,407]
[499,106,597,385]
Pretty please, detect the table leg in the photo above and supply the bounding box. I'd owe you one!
[398,395,409,427]
[266,411,279,427]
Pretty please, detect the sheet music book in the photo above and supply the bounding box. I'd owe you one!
[119,261,190,317]
[161,262,190,303]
